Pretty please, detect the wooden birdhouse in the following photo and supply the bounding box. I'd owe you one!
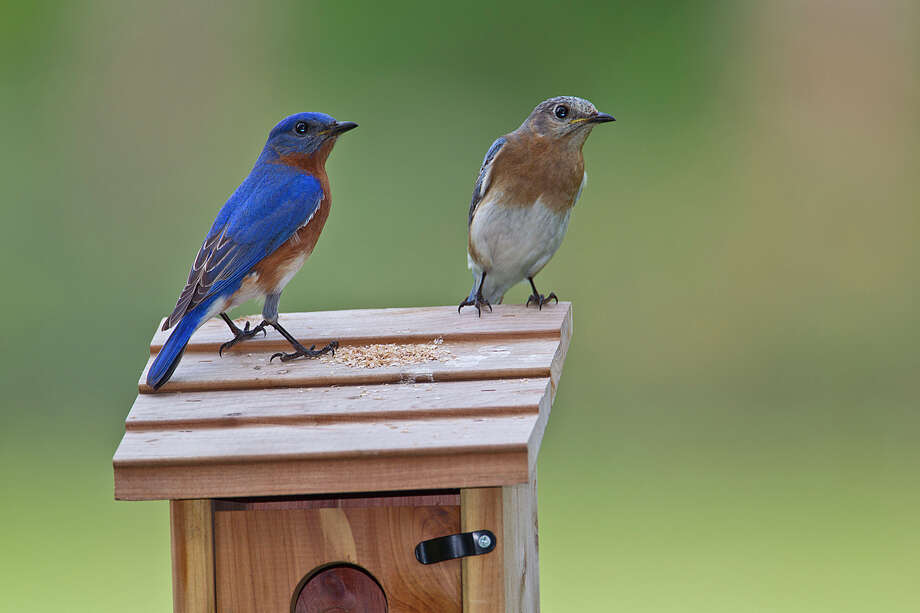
[113,304,573,612]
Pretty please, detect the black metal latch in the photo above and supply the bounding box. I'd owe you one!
[414,529,496,564]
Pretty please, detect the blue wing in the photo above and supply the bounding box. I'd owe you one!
[468,136,506,226]
[163,164,322,330]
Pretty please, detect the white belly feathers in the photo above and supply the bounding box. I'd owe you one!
[468,196,572,303]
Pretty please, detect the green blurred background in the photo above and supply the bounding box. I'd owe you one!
[1,0,917,610]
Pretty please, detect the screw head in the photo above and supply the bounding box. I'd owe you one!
[477,534,492,549]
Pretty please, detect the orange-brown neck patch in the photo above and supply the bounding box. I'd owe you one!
[488,131,584,213]
[275,138,337,175]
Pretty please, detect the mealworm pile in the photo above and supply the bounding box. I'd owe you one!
[319,337,452,368]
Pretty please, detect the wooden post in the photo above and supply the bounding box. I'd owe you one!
[461,488,505,612]
[169,499,215,613]
[502,471,540,613]
[461,472,540,613]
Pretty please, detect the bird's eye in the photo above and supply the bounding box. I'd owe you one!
[294,121,308,135]
[554,105,569,120]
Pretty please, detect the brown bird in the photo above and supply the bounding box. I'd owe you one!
[459,96,614,315]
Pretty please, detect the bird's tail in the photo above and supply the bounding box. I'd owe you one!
[146,303,211,391]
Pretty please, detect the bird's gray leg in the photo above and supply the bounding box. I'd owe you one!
[262,292,281,324]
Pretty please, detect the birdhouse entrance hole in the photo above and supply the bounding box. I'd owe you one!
[293,563,387,613]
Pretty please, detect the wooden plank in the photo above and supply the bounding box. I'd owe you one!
[460,478,540,613]
[126,378,550,430]
[150,303,572,351]
[116,449,526,501]
[169,499,215,613]
[548,301,574,398]
[214,505,461,612]
[116,415,537,465]
[461,488,505,613]
[502,472,540,613]
[138,338,561,393]
[115,377,555,500]
[527,380,556,474]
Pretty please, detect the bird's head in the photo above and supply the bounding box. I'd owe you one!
[522,96,614,147]
[264,112,358,165]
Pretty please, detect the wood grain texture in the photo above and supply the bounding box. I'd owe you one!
[214,505,461,613]
[138,338,560,393]
[149,304,571,351]
[460,479,540,613]
[126,378,549,430]
[294,565,387,613]
[116,449,526,501]
[114,305,571,501]
[461,488,505,613]
[502,472,540,613]
[117,415,536,465]
[170,500,215,613]
[548,302,574,399]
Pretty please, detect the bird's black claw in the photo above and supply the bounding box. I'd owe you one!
[458,296,492,317]
[219,320,267,356]
[270,340,338,363]
[526,292,559,310]
[242,322,266,337]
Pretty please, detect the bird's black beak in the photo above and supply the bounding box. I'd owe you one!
[330,121,358,135]
[591,112,616,124]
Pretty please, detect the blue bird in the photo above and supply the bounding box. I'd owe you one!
[459,96,614,315]
[146,113,357,390]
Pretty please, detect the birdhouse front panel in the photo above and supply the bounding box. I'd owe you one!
[213,494,462,612]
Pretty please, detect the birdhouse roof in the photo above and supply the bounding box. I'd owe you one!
[113,304,572,500]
